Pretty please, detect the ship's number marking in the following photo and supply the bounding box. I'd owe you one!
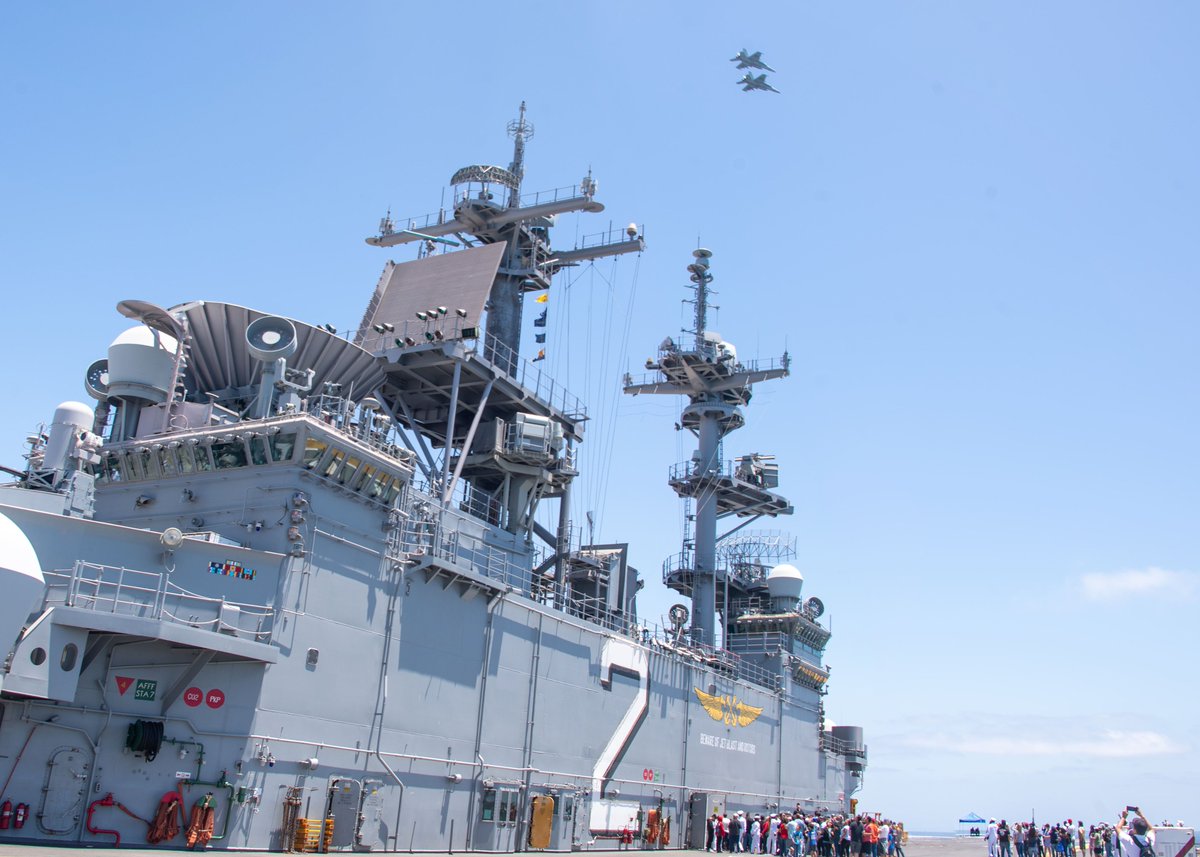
[592,639,649,797]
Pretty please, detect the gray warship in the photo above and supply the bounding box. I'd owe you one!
[0,104,866,852]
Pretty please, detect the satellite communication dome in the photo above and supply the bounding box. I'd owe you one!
[766,563,804,604]
[106,325,179,404]
[0,511,45,669]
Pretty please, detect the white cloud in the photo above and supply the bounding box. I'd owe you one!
[903,728,1184,758]
[1078,567,1197,602]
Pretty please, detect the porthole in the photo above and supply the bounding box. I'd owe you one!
[30,647,47,666]
[60,643,78,671]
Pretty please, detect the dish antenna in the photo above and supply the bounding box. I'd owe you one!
[668,603,690,629]
[84,359,110,401]
[803,596,825,619]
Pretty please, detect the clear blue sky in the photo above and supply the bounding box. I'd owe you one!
[2,2,1197,831]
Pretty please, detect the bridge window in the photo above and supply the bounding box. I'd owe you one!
[212,440,248,470]
[303,439,328,469]
[270,432,297,463]
[322,449,346,478]
[249,436,269,466]
[187,441,214,472]
[353,463,376,491]
[139,448,159,479]
[101,452,123,483]
[158,448,179,477]
[337,455,361,484]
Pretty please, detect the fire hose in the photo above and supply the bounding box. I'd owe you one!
[85,793,149,847]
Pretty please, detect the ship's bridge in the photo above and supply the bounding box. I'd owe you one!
[90,409,414,509]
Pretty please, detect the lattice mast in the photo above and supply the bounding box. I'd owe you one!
[624,250,792,648]
[367,103,644,359]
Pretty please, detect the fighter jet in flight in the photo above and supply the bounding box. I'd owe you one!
[730,49,775,72]
[738,73,780,94]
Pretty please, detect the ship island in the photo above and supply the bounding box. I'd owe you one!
[0,104,867,853]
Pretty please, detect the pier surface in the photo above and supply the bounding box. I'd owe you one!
[0,835,982,857]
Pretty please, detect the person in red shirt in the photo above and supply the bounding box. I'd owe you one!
[862,819,880,857]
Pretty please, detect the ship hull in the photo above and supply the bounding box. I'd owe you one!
[0,480,853,852]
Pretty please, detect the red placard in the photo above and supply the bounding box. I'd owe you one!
[115,676,134,695]
[183,687,203,707]
[206,688,225,709]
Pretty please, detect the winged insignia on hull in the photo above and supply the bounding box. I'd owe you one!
[694,688,764,727]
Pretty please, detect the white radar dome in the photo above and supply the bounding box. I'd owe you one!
[765,563,804,602]
[106,324,179,404]
[0,511,45,670]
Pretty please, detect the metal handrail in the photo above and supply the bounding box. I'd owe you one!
[624,355,790,390]
[45,561,274,641]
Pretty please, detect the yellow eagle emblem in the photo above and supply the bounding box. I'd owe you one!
[694,688,763,727]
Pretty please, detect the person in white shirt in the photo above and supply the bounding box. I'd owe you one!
[987,821,1000,857]
[1116,809,1154,857]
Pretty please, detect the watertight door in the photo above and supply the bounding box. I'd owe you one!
[528,795,554,849]
[327,778,362,849]
[552,794,577,851]
[688,793,710,850]
[357,780,386,851]
[42,745,91,835]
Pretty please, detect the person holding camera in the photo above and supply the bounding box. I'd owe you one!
[1116,807,1154,857]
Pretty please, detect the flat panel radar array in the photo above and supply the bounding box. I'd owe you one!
[355,243,506,352]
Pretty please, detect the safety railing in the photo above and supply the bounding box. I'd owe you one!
[42,561,274,641]
[515,183,589,208]
[476,334,587,420]
[623,354,790,391]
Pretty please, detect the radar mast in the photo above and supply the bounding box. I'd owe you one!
[624,250,792,648]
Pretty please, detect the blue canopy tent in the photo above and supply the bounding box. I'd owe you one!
[959,813,988,836]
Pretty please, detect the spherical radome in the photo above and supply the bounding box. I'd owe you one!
[765,563,804,601]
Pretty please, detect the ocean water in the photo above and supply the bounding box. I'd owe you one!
[909,833,963,838]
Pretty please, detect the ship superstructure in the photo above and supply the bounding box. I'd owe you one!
[0,105,864,853]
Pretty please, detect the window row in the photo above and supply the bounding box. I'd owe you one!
[301,439,405,503]
[94,433,300,484]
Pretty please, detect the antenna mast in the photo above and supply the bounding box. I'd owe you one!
[506,101,534,207]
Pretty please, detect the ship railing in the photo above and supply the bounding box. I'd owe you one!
[562,591,628,630]
[297,395,417,462]
[641,624,783,691]
[398,497,530,591]
[821,733,867,759]
[725,630,792,653]
[574,225,643,251]
[514,183,590,208]
[661,552,766,590]
[378,210,446,236]
[476,333,587,420]
[42,562,274,641]
[352,324,588,421]
[668,457,778,489]
[624,355,790,390]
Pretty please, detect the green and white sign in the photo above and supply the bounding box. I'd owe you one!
[134,679,157,701]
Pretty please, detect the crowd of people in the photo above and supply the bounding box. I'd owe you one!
[981,809,1183,857]
[705,808,908,857]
